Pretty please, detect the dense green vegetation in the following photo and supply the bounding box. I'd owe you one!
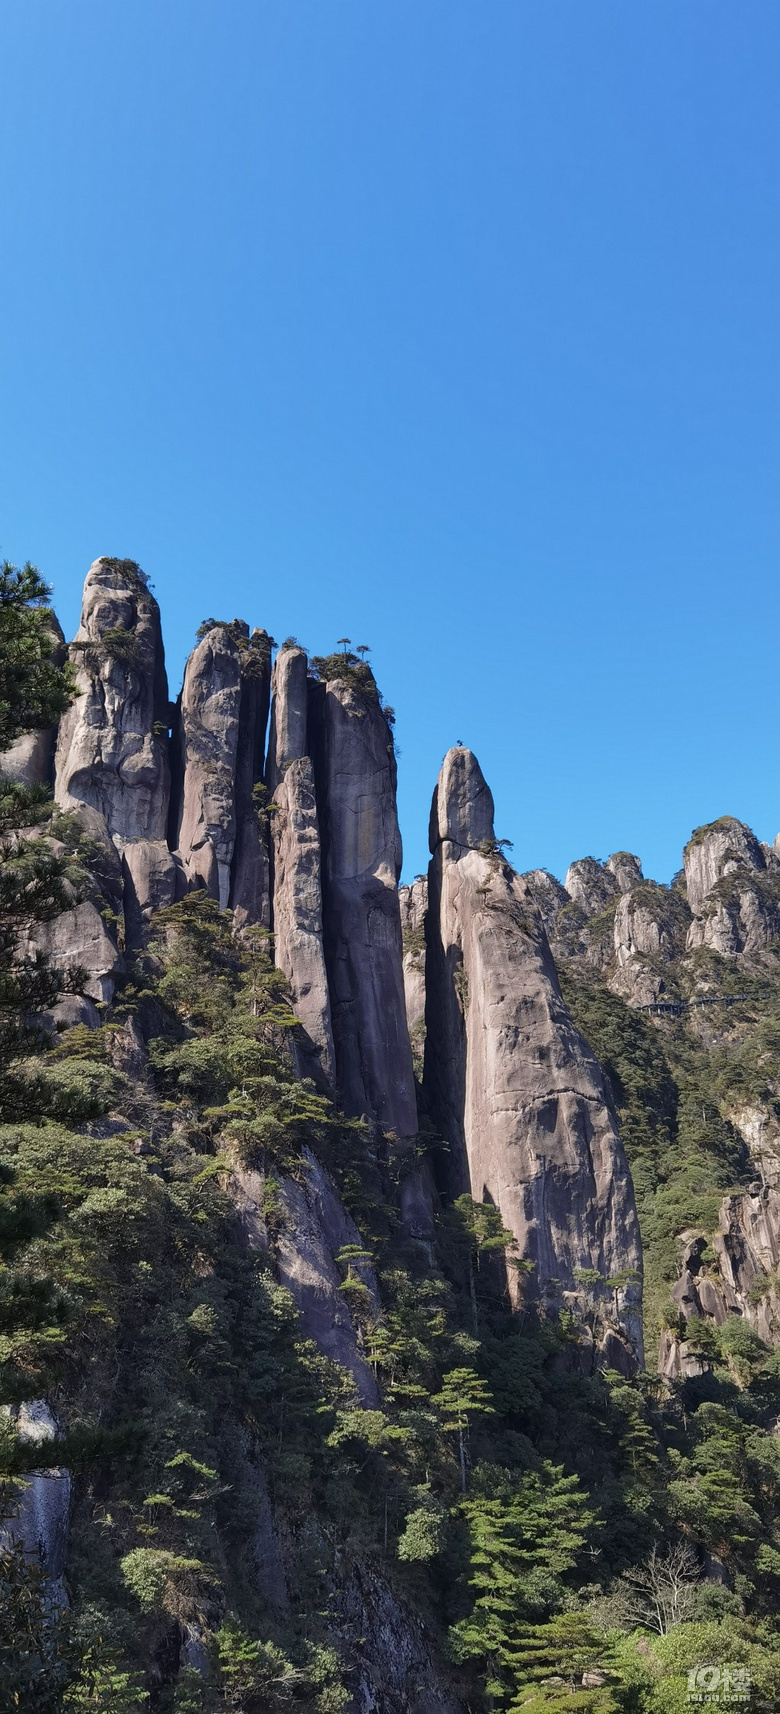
[3,582,780,1709]
[0,564,74,751]
[4,869,780,1708]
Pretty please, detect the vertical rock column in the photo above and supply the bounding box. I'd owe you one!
[54,557,175,945]
[309,670,417,1140]
[424,747,643,1360]
[230,629,273,931]
[175,626,242,909]
[266,646,335,1081]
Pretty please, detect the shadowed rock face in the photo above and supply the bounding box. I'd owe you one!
[228,1152,380,1406]
[425,748,643,1359]
[230,629,272,931]
[266,647,335,1079]
[398,876,427,1042]
[310,674,417,1139]
[55,560,171,841]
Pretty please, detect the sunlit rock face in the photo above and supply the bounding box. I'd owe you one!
[424,747,643,1363]
[55,558,171,842]
[683,818,780,957]
[54,558,177,937]
[309,672,417,1140]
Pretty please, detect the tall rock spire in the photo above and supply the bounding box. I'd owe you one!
[54,558,176,939]
[424,747,643,1362]
[173,621,272,926]
[55,558,171,839]
[309,667,417,1139]
[175,626,242,908]
[266,645,335,1081]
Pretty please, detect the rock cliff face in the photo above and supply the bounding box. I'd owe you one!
[229,1151,380,1407]
[48,564,648,1365]
[175,626,243,908]
[310,674,417,1140]
[425,748,643,1361]
[659,1190,780,1380]
[55,559,171,840]
[266,647,335,1079]
[565,856,618,918]
[398,875,427,1046]
[683,818,780,957]
[54,558,176,941]
[606,851,644,893]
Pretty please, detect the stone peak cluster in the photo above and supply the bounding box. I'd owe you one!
[8,556,659,1367]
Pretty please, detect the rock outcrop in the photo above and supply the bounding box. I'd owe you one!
[564,856,618,918]
[522,869,570,942]
[398,875,427,1048]
[266,647,335,1079]
[54,559,176,935]
[683,818,780,958]
[25,899,124,1007]
[174,622,272,927]
[310,672,417,1139]
[229,1151,380,1406]
[659,1192,780,1380]
[175,626,243,908]
[606,851,644,893]
[54,561,171,841]
[424,748,643,1360]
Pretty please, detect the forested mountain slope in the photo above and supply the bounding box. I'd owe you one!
[3,557,780,1712]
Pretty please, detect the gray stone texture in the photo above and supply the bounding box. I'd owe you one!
[310,673,417,1139]
[424,747,643,1360]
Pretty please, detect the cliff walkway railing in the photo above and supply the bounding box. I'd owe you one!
[637,993,748,1018]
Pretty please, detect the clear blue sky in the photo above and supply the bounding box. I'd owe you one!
[2,4,779,884]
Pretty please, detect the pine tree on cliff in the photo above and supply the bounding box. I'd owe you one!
[0,562,73,749]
